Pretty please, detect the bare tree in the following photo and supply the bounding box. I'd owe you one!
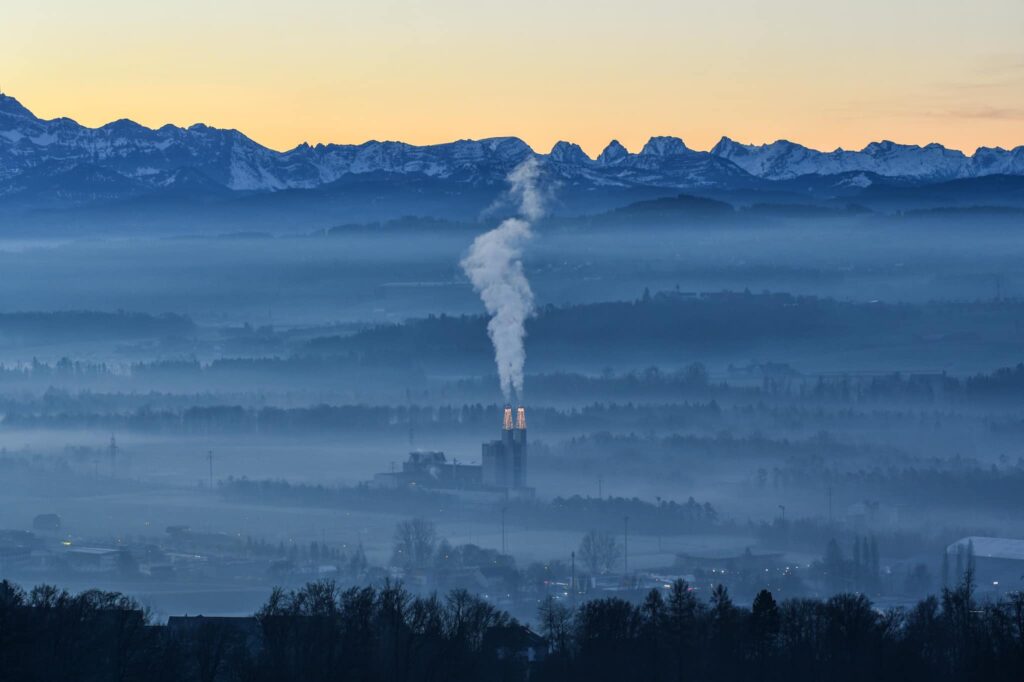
[392,518,438,571]
[578,530,620,575]
[537,595,572,653]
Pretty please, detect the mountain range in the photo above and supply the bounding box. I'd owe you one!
[2,92,1024,231]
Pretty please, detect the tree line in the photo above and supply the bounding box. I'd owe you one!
[2,571,1023,681]
[536,571,1024,682]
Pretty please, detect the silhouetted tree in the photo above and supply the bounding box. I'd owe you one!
[750,589,780,677]
[578,530,620,575]
[392,517,438,571]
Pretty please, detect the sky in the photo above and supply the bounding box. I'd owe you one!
[3,0,1024,157]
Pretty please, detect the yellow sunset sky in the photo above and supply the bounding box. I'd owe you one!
[3,0,1023,156]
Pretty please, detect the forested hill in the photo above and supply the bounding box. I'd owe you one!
[304,291,1021,370]
[0,310,194,343]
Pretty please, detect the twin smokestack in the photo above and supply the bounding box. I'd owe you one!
[502,405,526,429]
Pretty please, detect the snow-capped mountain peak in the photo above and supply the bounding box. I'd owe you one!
[0,94,36,120]
[2,91,1024,209]
[597,140,630,165]
[708,135,1009,180]
[639,136,689,156]
[710,136,746,156]
[549,141,592,165]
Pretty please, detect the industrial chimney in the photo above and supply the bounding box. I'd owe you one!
[513,406,527,487]
[514,406,526,446]
[502,405,514,449]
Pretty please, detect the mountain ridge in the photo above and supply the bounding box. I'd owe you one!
[4,93,1024,196]
[3,92,1024,231]
[710,136,1024,180]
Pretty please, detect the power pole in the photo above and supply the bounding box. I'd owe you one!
[623,516,629,576]
[598,475,603,499]
[778,504,786,522]
[406,387,415,448]
[108,434,118,478]
[827,486,833,524]
[207,450,214,491]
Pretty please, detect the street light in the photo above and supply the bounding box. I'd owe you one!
[501,506,507,554]
[571,550,576,609]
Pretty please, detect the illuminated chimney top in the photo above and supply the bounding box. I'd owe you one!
[516,406,526,430]
[502,405,514,430]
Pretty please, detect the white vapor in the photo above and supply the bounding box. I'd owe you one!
[461,157,544,401]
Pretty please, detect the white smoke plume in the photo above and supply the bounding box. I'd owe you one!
[461,157,544,401]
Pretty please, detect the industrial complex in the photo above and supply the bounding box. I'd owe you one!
[373,406,531,497]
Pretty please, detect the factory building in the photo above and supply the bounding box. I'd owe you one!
[373,406,530,495]
[482,406,527,489]
[373,450,484,490]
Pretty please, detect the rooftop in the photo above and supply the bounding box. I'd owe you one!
[946,536,1024,562]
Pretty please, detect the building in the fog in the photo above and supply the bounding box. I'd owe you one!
[946,536,1024,591]
[373,406,531,496]
[373,450,484,490]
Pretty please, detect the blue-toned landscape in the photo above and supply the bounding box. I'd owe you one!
[3,2,1024,680]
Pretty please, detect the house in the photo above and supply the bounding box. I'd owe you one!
[32,513,62,533]
[482,624,548,663]
[166,615,262,655]
[64,547,122,573]
[846,500,899,529]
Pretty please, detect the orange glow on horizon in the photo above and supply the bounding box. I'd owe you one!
[2,0,1022,157]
